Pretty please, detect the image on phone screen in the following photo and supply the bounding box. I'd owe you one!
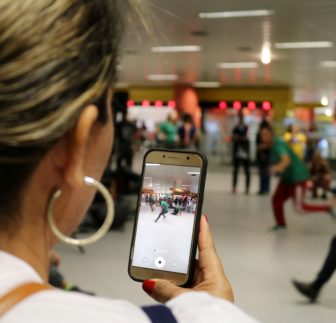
[131,163,201,274]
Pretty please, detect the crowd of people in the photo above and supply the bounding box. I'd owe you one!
[230,111,336,303]
[142,193,198,221]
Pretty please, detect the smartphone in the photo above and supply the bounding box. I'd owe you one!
[128,149,207,286]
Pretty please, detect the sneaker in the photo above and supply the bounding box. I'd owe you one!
[269,225,287,232]
[292,280,320,303]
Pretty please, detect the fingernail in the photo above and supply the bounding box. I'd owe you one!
[142,280,155,294]
[205,215,209,222]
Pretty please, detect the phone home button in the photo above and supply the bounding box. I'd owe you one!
[154,257,166,269]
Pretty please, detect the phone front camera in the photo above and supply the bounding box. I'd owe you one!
[163,155,166,158]
[187,156,190,160]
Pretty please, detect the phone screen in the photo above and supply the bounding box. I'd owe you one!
[131,162,201,274]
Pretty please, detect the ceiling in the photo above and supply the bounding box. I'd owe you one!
[143,164,200,193]
[119,0,336,103]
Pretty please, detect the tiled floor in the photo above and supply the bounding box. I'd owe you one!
[55,169,336,323]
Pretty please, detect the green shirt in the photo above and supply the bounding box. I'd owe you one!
[160,201,169,212]
[160,121,177,144]
[271,137,309,184]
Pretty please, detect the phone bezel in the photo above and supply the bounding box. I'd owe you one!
[128,149,207,286]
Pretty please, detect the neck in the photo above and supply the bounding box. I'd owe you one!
[0,220,50,282]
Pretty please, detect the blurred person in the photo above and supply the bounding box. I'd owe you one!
[231,112,250,194]
[178,113,199,149]
[305,123,320,163]
[115,113,137,171]
[156,111,178,149]
[283,124,307,160]
[154,199,169,223]
[256,118,272,195]
[309,151,331,199]
[149,194,155,211]
[259,127,334,231]
[0,1,259,322]
[292,235,336,302]
[49,251,94,295]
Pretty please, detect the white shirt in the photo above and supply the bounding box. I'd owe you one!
[0,251,258,323]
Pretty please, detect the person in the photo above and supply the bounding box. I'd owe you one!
[0,1,257,322]
[177,113,198,149]
[154,199,169,223]
[259,127,334,231]
[256,119,272,195]
[231,112,250,194]
[292,235,336,302]
[171,205,182,216]
[309,151,331,199]
[283,124,307,160]
[156,111,178,149]
[49,251,94,295]
[149,194,155,211]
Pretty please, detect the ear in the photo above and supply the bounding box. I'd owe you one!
[63,105,99,188]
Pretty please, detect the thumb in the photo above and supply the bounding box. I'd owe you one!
[142,279,186,303]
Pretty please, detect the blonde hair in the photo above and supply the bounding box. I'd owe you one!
[0,0,136,226]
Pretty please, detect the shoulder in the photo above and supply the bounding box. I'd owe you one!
[3,290,149,323]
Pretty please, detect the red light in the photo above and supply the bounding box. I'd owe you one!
[219,101,227,110]
[168,100,176,109]
[142,100,150,108]
[233,101,242,110]
[248,101,256,110]
[262,101,271,111]
[155,100,163,108]
[127,100,134,108]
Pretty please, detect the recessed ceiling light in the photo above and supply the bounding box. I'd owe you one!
[194,81,221,88]
[321,96,329,106]
[216,62,258,69]
[320,61,336,67]
[199,9,274,19]
[151,45,201,53]
[274,41,333,49]
[147,74,178,81]
[146,163,160,166]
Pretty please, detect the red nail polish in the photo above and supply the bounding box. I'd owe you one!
[142,280,155,294]
[205,215,209,222]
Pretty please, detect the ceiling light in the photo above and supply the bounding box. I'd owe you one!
[147,74,178,81]
[274,41,333,49]
[216,62,258,69]
[325,108,333,117]
[187,172,200,175]
[193,81,221,88]
[320,61,336,68]
[151,45,201,53]
[146,163,160,166]
[261,43,271,64]
[321,96,329,106]
[199,9,274,19]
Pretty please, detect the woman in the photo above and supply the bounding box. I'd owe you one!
[0,1,256,322]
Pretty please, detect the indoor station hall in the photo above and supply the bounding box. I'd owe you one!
[1,1,336,323]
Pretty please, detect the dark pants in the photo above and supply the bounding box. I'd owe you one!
[314,236,336,289]
[155,210,168,222]
[232,158,250,192]
[258,163,270,193]
[272,181,330,226]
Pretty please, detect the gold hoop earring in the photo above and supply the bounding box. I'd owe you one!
[47,176,114,246]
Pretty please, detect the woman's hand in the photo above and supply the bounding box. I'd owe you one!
[142,215,234,303]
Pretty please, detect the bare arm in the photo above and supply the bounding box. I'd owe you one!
[271,154,290,174]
